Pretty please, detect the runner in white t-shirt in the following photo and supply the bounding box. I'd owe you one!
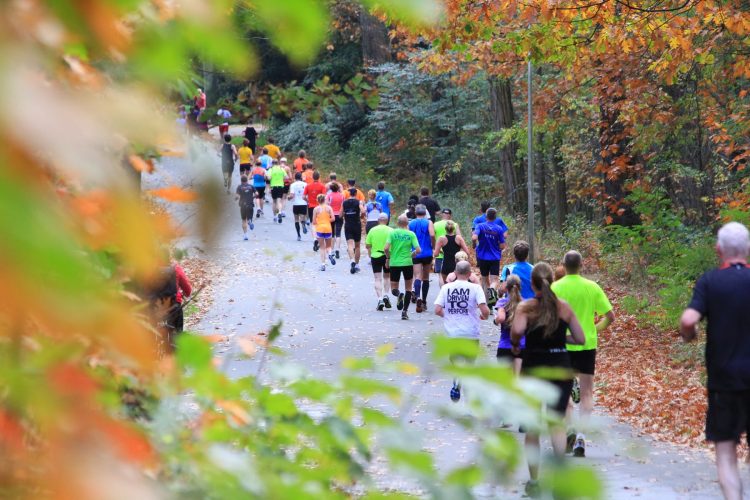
[434,260,490,402]
[288,172,308,241]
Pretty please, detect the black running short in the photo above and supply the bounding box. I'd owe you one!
[293,205,307,216]
[333,216,343,237]
[569,349,596,375]
[345,225,362,242]
[389,265,414,283]
[412,256,433,266]
[239,163,251,175]
[371,255,389,274]
[222,164,234,174]
[271,187,284,200]
[240,204,254,221]
[255,187,266,198]
[706,390,750,443]
[477,258,500,277]
[283,184,290,194]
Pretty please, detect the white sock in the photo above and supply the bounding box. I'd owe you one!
[576,433,585,441]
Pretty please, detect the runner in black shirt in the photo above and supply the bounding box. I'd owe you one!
[235,175,255,240]
[418,186,441,223]
[342,188,363,274]
[681,222,750,500]
[243,124,257,153]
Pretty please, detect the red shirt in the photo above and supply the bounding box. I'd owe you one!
[304,182,326,208]
[294,158,307,173]
[195,92,206,109]
[326,192,344,216]
[174,264,192,303]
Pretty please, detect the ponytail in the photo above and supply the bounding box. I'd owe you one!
[504,274,523,325]
[530,262,559,337]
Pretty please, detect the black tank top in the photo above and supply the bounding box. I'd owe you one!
[443,235,460,266]
[522,317,571,370]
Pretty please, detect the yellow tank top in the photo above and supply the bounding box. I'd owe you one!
[238,146,253,164]
[316,207,332,233]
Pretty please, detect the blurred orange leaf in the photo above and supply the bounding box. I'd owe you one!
[237,337,257,357]
[128,155,154,174]
[148,186,198,203]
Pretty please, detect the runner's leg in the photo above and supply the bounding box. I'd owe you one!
[716,441,742,500]
[421,264,431,302]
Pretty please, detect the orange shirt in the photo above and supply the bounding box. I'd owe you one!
[344,188,365,202]
[303,182,326,208]
[302,170,314,184]
[294,158,307,173]
[314,206,333,233]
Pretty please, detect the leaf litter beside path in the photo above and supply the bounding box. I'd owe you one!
[597,285,748,459]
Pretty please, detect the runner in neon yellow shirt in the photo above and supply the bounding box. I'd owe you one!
[267,161,288,224]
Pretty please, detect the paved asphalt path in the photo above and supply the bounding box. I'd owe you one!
[147,140,724,498]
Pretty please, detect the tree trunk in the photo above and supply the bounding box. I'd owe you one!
[537,132,547,231]
[359,8,391,66]
[488,77,524,214]
[552,135,567,231]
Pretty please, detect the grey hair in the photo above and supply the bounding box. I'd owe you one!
[718,222,750,259]
[415,204,427,216]
[455,261,472,276]
[397,214,409,227]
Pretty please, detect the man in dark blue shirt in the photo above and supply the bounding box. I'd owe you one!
[681,222,750,500]
[472,201,509,238]
[472,208,506,307]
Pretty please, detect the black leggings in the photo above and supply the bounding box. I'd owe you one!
[333,216,343,237]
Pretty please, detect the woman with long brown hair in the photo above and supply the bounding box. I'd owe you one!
[510,262,585,496]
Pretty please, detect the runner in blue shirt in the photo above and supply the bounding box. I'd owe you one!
[375,181,395,221]
[472,201,509,237]
[258,147,273,169]
[500,240,534,299]
[472,207,506,306]
[408,204,435,313]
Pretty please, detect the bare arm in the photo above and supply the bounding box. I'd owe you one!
[457,235,471,255]
[680,308,701,342]
[433,236,446,258]
[479,303,490,320]
[493,305,506,326]
[428,221,435,249]
[510,303,529,347]
[596,310,616,332]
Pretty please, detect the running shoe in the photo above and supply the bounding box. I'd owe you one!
[277,214,282,224]
[335,250,340,259]
[350,262,356,274]
[297,235,301,241]
[573,437,586,457]
[354,265,360,273]
[571,377,581,404]
[524,480,541,498]
[411,293,417,304]
[396,293,405,311]
[401,311,409,320]
[566,432,577,454]
[256,209,261,218]
[249,221,255,231]
[450,381,461,402]
[280,213,286,218]
[259,209,264,217]
[383,296,392,309]
[328,253,336,265]
[487,287,498,307]
[313,240,319,252]
[415,298,424,313]
[377,300,385,311]
[243,234,248,241]
[302,224,308,234]
[319,264,326,271]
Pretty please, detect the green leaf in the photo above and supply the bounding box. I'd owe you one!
[260,391,297,418]
[431,336,481,360]
[386,449,435,476]
[250,0,330,66]
[445,465,483,486]
[268,321,282,343]
[176,334,213,369]
[341,376,400,399]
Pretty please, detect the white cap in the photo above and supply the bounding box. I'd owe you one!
[280,157,287,162]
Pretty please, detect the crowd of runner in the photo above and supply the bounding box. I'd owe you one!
[199,106,750,500]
